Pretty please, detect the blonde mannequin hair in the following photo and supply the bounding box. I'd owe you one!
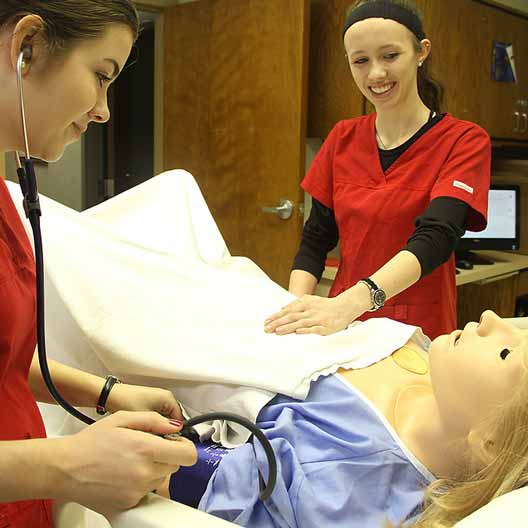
[388,344,528,527]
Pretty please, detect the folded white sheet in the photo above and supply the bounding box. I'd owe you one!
[7,171,429,446]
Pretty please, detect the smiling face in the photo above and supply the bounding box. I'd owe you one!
[343,17,430,112]
[429,310,527,437]
[19,23,133,161]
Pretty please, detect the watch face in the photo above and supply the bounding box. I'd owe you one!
[373,289,386,307]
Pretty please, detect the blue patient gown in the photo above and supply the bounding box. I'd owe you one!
[199,374,435,527]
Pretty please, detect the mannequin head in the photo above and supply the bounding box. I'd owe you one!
[414,311,528,526]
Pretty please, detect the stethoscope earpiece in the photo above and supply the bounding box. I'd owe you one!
[19,46,32,69]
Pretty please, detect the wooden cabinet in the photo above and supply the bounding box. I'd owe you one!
[512,14,528,136]
[457,271,519,327]
[476,3,528,139]
[412,0,528,139]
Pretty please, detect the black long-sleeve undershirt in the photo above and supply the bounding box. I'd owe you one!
[293,197,469,281]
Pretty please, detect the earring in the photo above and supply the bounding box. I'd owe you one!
[418,61,423,67]
[21,60,27,69]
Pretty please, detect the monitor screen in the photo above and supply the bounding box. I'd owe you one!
[458,184,520,251]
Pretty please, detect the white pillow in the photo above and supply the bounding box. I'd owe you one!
[455,487,528,526]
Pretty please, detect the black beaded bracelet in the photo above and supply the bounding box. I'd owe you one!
[96,375,121,415]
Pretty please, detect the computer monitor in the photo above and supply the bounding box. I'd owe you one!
[456,184,521,265]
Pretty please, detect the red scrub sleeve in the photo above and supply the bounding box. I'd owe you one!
[301,122,343,209]
[430,124,491,232]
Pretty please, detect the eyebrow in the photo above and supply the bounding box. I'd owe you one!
[348,44,402,56]
[104,58,121,79]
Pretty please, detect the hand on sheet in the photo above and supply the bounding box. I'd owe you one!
[264,294,359,336]
[106,383,184,420]
[54,411,197,515]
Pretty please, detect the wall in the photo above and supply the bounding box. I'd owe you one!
[5,141,84,211]
[0,152,5,179]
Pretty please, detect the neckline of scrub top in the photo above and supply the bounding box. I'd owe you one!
[369,112,452,183]
[334,372,437,483]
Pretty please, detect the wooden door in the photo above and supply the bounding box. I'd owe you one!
[163,0,309,287]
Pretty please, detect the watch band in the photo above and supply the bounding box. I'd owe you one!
[359,277,378,292]
[96,375,121,415]
[358,278,386,312]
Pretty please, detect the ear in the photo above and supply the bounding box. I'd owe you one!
[9,14,46,76]
[418,38,432,66]
[467,428,496,467]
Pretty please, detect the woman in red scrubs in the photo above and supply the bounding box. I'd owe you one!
[0,2,196,526]
[265,0,491,340]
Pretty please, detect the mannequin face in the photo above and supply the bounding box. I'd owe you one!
[2,21,133,161]
[429,311,527,436]
[343,18,430,112]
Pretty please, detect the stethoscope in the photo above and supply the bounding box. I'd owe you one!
[14,48,277,501]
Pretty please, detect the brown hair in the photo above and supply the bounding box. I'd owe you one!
[346,0,444,113]
[0,0,140,54]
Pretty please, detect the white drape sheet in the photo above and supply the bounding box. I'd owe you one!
[7,171,427,446]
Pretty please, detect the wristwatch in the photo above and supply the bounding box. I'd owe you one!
[357,278,386,312]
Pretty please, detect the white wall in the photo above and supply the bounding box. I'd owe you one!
[5,141,84,211]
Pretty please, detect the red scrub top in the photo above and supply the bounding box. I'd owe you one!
[0,178,52,527]
[302,113,491,339]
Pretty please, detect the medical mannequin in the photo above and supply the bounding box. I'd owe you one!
[0,2,196,525]
[160,310,528,528]
[265,0,491,339]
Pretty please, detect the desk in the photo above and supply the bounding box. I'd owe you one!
[317,251,528,327]
[454,251,528,287]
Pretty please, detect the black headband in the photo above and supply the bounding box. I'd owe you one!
[343,1,426,41]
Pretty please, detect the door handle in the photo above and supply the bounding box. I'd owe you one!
[521,112,528,134]
[514,111,521,132]
[262,199,294,220]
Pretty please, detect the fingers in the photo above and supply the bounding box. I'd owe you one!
[265,311,310,334]
[96,411,197,466]
[295,325,327,335]
[147,435,198,467]
[102,411,184,436]
[265,300,313,334]
[265,297,308,324]
[157,393,185,421]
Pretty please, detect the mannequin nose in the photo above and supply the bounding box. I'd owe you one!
[477,310,505,335]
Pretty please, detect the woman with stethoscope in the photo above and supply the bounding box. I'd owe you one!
[0,2,197,525]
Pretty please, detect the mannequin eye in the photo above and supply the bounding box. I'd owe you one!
[500,348,511,360]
